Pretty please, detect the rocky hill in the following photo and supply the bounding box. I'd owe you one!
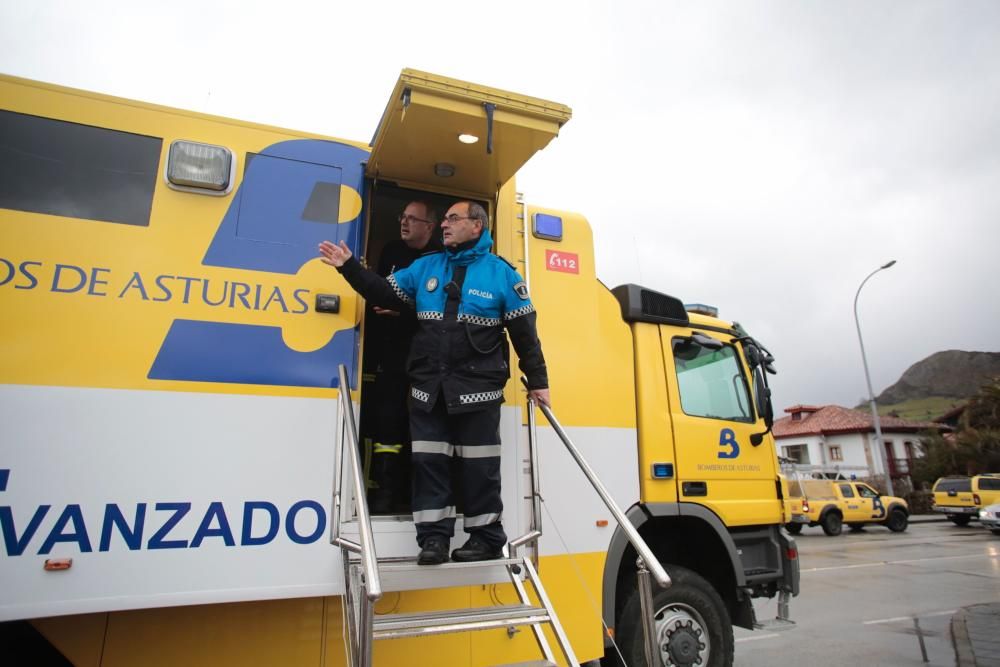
[876,350,1000,405]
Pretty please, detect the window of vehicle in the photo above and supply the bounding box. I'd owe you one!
[977,477,1000,491]
[829,444,843,461]
[839,483,855,498]
[934,478,971,493]
[0,110,162,226]
[672,338,753,423]
[856,484,878,498]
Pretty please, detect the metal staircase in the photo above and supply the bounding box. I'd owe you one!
[331,365,671,666]
[345,553,572,666]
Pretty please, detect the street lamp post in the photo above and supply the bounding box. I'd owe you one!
[854,260,897,497]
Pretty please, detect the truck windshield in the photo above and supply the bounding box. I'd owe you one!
[672,339,753,423]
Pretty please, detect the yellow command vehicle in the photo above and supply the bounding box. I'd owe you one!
[786,480,908,536]
[0,70,798,667]
[973,474,1000,509]
[932,476,977,525]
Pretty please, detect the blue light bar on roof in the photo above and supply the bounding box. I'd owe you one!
[686,303,719,317]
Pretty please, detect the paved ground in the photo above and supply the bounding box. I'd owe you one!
[735,519,1000,666]
[952,603,1000,667]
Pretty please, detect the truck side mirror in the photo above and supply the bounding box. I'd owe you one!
[749,367,774,446]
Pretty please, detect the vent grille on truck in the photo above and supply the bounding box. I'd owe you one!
[611,284,690,326]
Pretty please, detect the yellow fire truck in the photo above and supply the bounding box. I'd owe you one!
[0,69,798,666]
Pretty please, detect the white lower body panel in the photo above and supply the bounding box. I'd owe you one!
[0,384,639,620]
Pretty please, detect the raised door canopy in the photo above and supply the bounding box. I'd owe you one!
[367,69,572,197]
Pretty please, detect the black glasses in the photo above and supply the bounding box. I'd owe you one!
[398,213,432,225]
[442,214,476,224]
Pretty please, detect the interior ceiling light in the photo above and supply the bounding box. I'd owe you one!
[434,162,456,178]
[458,133,479,144]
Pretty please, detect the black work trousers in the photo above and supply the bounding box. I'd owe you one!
[409,396,506,549]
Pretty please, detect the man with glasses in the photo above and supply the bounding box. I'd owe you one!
[365,201,440,514]
[319,200,550,565]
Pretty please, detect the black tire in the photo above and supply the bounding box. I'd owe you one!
[949,515,972,527]
[848,523,865,532]
[616,565,734,667]
[785,523,803,535]
[886,509,908,533]
[821,511,843,536]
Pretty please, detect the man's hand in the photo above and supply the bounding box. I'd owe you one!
[318,240,353,267]
[373,306,400,316]
[528,388,551,408]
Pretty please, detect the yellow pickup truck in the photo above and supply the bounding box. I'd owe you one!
[932,476,977,525]
[973,474,1000,508]
[934,474,1000,525]
[786,479,909,536]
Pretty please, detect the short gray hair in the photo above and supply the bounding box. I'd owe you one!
[464,201,489,230]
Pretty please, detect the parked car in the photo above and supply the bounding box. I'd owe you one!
[931,476,977,525]
[978,503,1000,536]
[972,473,1000,509]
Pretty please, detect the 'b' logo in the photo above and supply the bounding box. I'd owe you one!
[718,429,740,459]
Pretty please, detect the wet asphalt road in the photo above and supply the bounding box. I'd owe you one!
[735,520,1000,666]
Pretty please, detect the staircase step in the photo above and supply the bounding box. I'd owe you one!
[349,556,526,593]
[753,617,797,632]
[372,604,550,640]
[372,556,524,573]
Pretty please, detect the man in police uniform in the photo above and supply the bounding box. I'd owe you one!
[365,201,441,514]
[319,201,550,565]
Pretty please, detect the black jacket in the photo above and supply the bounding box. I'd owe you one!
[364,238,441,374]
[338,228,547,413]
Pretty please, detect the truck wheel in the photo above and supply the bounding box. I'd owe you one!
[617,565,734,667]
[948,515,972,527]
[886,509,908,532]
[786,523,802,535]
[821,512,843,536]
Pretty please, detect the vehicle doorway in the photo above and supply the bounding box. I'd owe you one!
[358,182,489,517]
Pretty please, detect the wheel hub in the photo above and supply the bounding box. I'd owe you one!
[655,604,710,666]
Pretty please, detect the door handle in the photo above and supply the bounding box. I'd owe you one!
[315,294,340,313]
[682,481,708,497]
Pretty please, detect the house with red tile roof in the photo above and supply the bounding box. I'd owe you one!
[773,405,944,484]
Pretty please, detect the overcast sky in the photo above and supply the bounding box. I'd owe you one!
[2,0,998,413]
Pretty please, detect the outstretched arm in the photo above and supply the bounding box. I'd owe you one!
[318,240,352,267]
[317,241,412,311]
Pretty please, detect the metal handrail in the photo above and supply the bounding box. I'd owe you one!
[526,389,671,589]
[333,364,382,601]
[509,387,545,559]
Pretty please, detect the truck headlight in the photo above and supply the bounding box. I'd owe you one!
[166,140,234,194]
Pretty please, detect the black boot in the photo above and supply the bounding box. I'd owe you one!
[451,535,502,562]
[417,536,449,565]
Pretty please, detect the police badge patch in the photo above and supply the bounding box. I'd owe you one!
[426,277,439,292]
[514,281,529,300]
